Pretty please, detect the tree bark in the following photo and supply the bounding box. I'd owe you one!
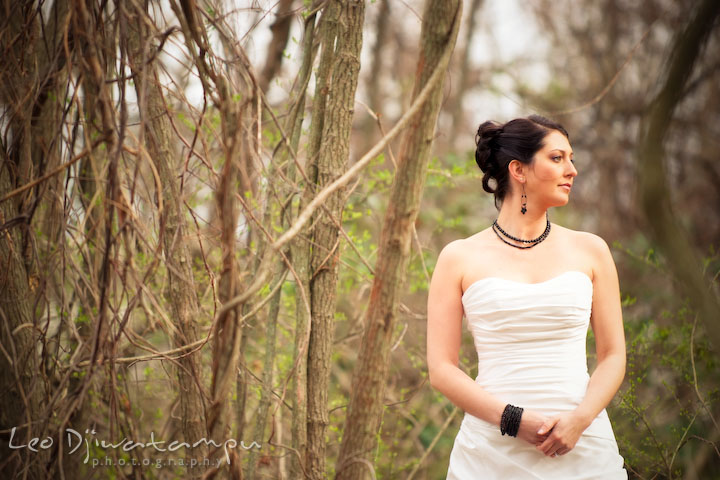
[449,0,483,147]
[0,1,69,476]
[366,0,391,115]
[305,1,366,479]
[126,5,208,472]
[289,2,339,477]
[172,2,253,477]
[247,5,320,477]
[0,169,47,478]
[259,0,295,94]
[244,271,282,479]
[334,1,462,478]
[637,0,720,349]
[208,129,243,479]
[359,0,390,154]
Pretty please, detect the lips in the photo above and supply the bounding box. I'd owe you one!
[559,184,572,190]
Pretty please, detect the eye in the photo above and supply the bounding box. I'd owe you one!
[552,155,562,162]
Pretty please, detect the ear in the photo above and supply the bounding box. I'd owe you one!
[508,159,526,184]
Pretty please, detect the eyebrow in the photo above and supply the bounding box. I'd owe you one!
[550,148,574,156]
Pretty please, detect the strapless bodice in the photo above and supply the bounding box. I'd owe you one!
[460,271,611,438]
[447,271,627,479]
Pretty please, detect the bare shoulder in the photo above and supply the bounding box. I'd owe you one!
[431,239,468,295]
[438,231,487,263]
[433,239,465,277]
[436,238,466,260]
[433,230,494,281]
[438,228,494,258]
[569,228,610,252]
[554,225,615,278]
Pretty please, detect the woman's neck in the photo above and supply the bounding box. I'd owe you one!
[495,205,549,240]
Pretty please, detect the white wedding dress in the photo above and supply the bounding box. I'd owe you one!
[446,270,627,479]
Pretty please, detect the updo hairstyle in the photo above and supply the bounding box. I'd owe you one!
[475,114,569,209]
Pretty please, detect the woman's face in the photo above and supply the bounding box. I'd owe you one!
[526,129,578,208]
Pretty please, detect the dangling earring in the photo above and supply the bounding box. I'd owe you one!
[520,183,527,214]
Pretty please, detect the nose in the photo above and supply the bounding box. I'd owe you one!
[566,160,578,178]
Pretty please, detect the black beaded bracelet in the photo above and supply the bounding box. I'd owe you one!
[500,404,524,437]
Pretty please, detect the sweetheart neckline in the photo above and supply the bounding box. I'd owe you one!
[462,270,592,298]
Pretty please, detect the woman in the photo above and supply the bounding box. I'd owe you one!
[426,115,627,479]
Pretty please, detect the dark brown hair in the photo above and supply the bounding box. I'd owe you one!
[475,114,569,209]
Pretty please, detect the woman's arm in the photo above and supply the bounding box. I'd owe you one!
[427,241,549,445]
[537,234,626,456]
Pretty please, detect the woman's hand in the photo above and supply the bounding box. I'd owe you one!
[535,411,591,457]
[516,409,551,446]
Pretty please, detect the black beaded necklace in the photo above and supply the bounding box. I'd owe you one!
[492,212,551,249]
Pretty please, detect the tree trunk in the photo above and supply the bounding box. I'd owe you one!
[449,0,483,148]
[247,6,320,476]
[366,0,390,116]
[0,1,69,476]
[259,0,295,94]
[245,271,282,479]
[306,1,366,479]
[334,1,462,478]
[208,131,243,479]
[637,0,720,349]
[0,169,47,478]
[126,5,208,472]
[289,2,339,477]
[171,2,253,477]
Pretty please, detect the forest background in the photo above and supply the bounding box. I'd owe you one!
[1,0,719,479]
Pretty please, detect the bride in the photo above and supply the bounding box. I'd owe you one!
[426,115,628,479]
